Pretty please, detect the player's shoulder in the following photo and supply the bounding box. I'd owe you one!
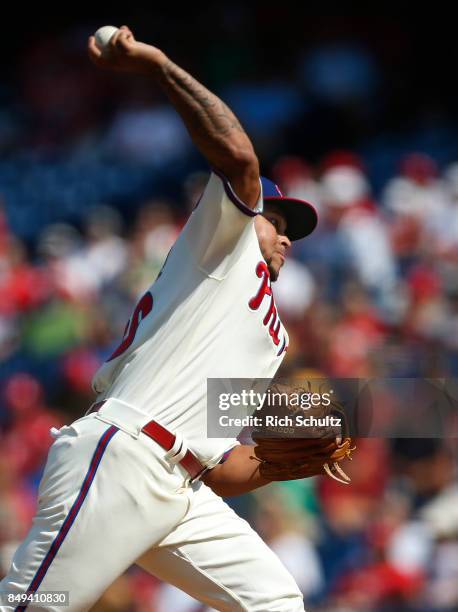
[190,169,262,218]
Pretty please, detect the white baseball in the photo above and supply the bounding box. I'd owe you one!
[94,26,119,52]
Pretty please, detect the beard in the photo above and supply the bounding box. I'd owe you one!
[265,255,279,282]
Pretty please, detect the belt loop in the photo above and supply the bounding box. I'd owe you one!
[86,399,208,482]
[167,440,189,465]
[164,432,185,463]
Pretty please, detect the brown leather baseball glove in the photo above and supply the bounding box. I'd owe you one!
[251,380,356,484]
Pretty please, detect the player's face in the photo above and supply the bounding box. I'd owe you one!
[255,206,291,281]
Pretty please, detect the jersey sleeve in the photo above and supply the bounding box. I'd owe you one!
[181,169,263,279]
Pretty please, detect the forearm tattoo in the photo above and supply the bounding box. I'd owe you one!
[156,59,251,159]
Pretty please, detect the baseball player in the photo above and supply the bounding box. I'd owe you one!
[0,26,322,611]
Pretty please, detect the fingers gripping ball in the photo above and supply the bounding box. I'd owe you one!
[251,379,356,485]
[94,26,119,54]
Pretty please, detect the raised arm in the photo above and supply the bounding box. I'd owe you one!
[88,26,260,207]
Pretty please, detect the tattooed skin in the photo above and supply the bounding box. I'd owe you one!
[161,59,244,135]
[155,58,255,169]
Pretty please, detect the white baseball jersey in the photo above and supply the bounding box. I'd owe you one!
[91,169,289,466]
[0,170,303,612]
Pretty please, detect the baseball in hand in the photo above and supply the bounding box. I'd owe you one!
[94,26,119,53]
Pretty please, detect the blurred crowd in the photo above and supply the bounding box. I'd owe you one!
[1,10,458,612]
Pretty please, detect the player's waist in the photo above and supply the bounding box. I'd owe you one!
[85,397,210,483]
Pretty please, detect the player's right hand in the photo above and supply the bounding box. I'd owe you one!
[88,26,168,75]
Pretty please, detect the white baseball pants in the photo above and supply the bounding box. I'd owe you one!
[0,414,304,611]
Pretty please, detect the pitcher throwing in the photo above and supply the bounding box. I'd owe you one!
[0,26,354,611]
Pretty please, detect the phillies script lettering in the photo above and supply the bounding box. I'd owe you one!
[248,261,286,354]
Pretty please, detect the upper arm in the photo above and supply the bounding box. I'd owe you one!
[180,168,263,279]
[221,153,261,209]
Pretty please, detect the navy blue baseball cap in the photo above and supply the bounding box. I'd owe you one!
[261,176,318,241]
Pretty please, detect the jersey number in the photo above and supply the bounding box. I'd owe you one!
[107,292,154,361]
